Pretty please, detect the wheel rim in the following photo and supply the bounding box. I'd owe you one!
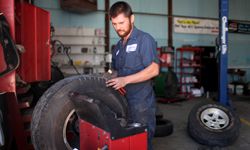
[200,108,229,130]
[63,109,79,150]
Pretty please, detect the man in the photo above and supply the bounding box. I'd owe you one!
[106,1,159,150]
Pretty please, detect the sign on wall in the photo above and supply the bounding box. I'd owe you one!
[229,21,250,34]
[174,17,219,35]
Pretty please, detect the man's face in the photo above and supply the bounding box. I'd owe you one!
[111,13,134,38]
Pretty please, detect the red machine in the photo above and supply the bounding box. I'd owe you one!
[70,92,148,150]
[80,120,147,150]
[0,0,50,149]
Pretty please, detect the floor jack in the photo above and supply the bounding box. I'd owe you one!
[69,92,148,150]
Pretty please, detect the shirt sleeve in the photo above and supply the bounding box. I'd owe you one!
[139,34,159,67]
[111,50,116,70]
[111,44,119,70]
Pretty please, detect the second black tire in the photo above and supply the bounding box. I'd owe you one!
[154,119,173,137]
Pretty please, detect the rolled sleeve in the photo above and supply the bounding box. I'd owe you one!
[139,34,159,67]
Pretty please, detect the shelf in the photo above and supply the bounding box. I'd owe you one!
[56,53,106,55]
[160,64,173,67]
[177,72,199,75]
[179,65,201,68]
[161,50,174,53]
[176,47,202,98]
[177,58,201,61]
[54,35,106,38]
[177,47,203,52]
[179,81,198,84]
[63,44,106,46]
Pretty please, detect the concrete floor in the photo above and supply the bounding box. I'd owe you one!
[153,95,250,150]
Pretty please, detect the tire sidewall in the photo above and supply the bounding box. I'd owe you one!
[188,101,240,146]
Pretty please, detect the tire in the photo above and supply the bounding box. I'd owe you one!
[187,101,240,146]
[154,119,173,137]
[31,75,128,150]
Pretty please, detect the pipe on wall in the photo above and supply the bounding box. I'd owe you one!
[168,0,173,47]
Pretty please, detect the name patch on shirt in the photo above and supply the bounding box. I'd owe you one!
[126,44,137,53]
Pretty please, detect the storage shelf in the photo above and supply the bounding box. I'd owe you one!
[177,47,202,98]
[179,81,198,84]
[161,50,174,53]
[179,65,201,68]
[177,72,199,75]
[63,44,106,46]
[56,53,106,55]
[177,58,201,61]
[177,47,203,52]
[161,64,173,67]
[60,65,105,68]
[54,35,106,38]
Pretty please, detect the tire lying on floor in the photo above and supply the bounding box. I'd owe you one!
[154,119,173,137]
[31,75,128,150]
[187,101,240,147]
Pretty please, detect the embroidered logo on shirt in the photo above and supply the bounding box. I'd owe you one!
[116,50,120,56]
[126,44,137,53]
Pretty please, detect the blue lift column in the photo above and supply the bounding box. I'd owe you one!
[218,0,229,106]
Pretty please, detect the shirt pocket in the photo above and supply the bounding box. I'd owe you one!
[124,51,142,69]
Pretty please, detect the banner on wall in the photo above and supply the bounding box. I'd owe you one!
[229,21,250,34]
[174,17,219,35]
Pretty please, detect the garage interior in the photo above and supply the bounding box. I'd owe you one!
[0,0,250,150]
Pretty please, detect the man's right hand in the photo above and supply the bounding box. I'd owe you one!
[102,69,117,80]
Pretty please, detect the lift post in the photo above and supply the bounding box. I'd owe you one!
[218,0,229,106]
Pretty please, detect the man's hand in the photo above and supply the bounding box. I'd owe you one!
[106,77,127,90]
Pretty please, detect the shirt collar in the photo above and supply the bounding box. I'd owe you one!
[129,26,139,40]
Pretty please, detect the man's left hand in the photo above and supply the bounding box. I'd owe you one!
[106,77,127,90]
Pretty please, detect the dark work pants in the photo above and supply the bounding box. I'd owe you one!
[128,102,156,150]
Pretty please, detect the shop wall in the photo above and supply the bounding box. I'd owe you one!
[34,0,250,80]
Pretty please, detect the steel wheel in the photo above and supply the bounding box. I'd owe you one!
[200,108,229,130]
[63,109,79,150]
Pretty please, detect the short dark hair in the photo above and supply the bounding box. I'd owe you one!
[109,1,133,19]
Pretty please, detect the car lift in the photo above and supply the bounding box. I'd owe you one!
[218,0,230,106]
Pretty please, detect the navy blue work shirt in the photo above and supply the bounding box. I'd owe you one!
[111,26,159,110]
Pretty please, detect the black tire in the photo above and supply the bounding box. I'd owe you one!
[154,119,173,137]
[31,75,128,150]
[187,101,240,146]
[156,113,163,120]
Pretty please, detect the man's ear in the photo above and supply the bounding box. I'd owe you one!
[130,14,135,24]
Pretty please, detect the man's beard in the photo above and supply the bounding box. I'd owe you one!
[117,24,132,38]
